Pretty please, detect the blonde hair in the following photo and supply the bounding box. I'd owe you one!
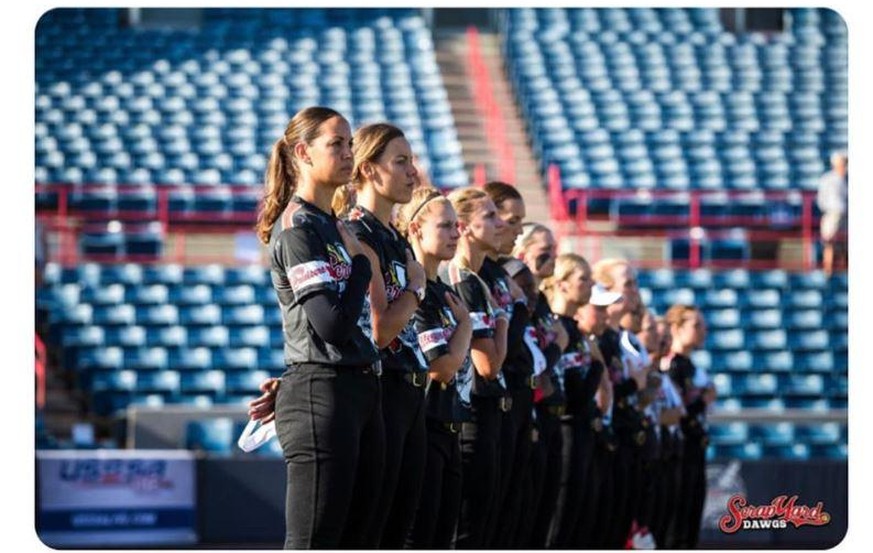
[395,185,450,238]
[665,304,699,329]
[540,253,589,302]
[591,258,629,290]
[446,187,489,223]
[511,222,551,258]
[255,106,344,244]
[331,122,406,218]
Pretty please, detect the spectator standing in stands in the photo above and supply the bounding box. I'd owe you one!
[398,186,474,549]
[817,151,848,276]
[664,304,714,549]
[254,107,384,549]
[334,123,430,548]
[442,187,509,549]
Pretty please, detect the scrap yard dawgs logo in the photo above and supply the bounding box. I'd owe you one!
[719,494,831,533]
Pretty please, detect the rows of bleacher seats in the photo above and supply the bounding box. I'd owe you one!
[502,8,847,194]
[38,263,847,459]
[36,8,467,193]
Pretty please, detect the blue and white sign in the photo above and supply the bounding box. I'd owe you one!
[37,450,197,547]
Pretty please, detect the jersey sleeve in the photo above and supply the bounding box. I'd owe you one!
[274,226,338,303]
[414,299,452,363]
[453,276,495,340]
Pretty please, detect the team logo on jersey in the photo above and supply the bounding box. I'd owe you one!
[326,243,352,281]
[719,495,831,534]
[287,260,333,294]
[385,260,406,302]
[492,279,512,309]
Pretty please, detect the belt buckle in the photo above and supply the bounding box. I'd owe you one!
[447,422,460,433]
[411,371,425,388]
[499,396,513,412]
[529,375,537,389]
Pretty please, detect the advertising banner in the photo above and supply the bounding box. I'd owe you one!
[37,450,197,547]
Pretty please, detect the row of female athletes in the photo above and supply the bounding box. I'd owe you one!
[247,106,717,550]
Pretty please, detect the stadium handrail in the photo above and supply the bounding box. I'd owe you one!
[547,163,846,271]
[466,25,515,184]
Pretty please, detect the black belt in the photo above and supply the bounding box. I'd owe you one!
[427,419,463,434]
[385,370,427,388]
[543,404,566,417]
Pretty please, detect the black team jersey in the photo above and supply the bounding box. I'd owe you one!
[346,205,429,373]
[269,195,379,368]
[440,260,506,397]
[414,276,474,423]
[556,315,604,418]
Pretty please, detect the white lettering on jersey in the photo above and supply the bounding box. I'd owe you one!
[418,328,450,353]
[287,260,333,293]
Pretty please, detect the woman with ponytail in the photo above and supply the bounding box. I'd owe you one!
[441,187,510,549]
[540,254,606,548]
[665,304,714,549]
[253,106,384,549]
[396,186,474,548]
[338,123,430,548]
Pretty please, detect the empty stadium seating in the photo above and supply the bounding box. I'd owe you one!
[35,7,468,206]
[503,8,847,220]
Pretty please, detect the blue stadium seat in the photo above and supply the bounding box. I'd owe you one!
[168,284,213,305]
[795,423,841,445]
[126,283,169,305]
[747,309,782,329]
[785,309,823,330]
[705,308,740,328]
[740,289,781,309]
[748,422,794,446]
[179,304,222,326]
[187,326,230,348]
[136,304,179,326]
[93,304,137,326]
[795,351,834,373]
[136,369,181,398]
[740,397,785,412]
[142,264,184,285]
[100,263,143,286]
[780,374,825,397]
[226,369,271,395]
[713,351,752,372]
[185,418,234,453]
[701,289,738,308]
[706,328,744,350]
[735,373,778,396]
[181,370,226,398]
[214,284,256,305]
[762,444,810,460]
[103,326,146,347]
[789,330,829,350]
[712,443,762,461]
[748,329,787,351]
[145,325,187,348]
[168,347,213,372]
[708,421,748,445]
[808,443,847,460]
[213,348,259,371]
[126,347,170,371]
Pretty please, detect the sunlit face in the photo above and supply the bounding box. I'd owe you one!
[411,201,460,262]
[673,310,707,350]
[560,263,593,306]
[606,263,638,318]
[496,198,526,256]
[522,229,557,278]
[637,311,660,354]
[464,197,505,254]
[302,116,354,187]
[366,136,417,205]
[576,303,608,336]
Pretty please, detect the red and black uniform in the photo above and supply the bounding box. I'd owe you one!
[407,276,473,548]
[270,196,383,549]
[526,297,568,548]
[668,352,710,549]
[346,205,429,548]
[442,261,504,549]
[553,315,605,548]
[479,257,533,548]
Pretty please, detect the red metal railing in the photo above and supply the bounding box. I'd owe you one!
[467,26,515,185]
[547,163,846,271]
[36,183,265,266]
[35,333,46,410]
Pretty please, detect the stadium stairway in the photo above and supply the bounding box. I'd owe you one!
[435,28,550,224]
